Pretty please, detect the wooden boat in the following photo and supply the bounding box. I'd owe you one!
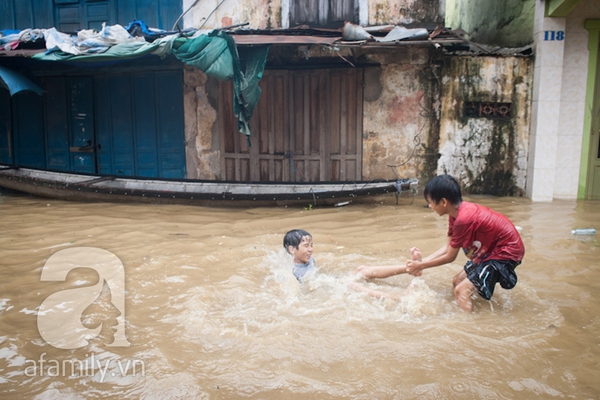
[0,164,418,207]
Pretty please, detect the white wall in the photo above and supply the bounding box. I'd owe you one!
[527,0,600,201]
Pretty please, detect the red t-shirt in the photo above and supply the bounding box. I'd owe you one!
[448,201,525,264]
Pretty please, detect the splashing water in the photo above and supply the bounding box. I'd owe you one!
[0,194,596,398]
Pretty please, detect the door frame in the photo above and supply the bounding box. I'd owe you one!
[581,20,600,199]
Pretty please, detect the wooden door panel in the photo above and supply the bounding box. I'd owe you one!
[219,68,362,183]
[0,89,12,164]
[13,92,45,168]
[291,0,357,27]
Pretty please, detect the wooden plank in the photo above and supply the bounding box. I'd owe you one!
[346,159,357,181]
[309,72,320,155]
[67,77,95,174]
[354,68,363,179]
[292,0,319,25]
[13,91,45,168]
[43,77,70,172]
[293,74,306,156]
[330,71,341,155]
[240,158,250,181]
[331,160,340,181]
[109,76,135,176]
[225,158,235,180]
[319,72,329,180]
[343,70,353,155]
[318,0,329,25]
[341,70,350,157]
[155,70,185,179]
[94,75,113,175]
[221,81,235,153]
[308,159,320,181]
[0,89,12,164]
[274,159,283,182]
[259,159,268,181]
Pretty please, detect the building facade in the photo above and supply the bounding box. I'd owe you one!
[447,0,600,200]
[1,0,537,198]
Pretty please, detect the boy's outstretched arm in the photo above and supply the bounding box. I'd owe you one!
[356,247,424,279]
[406,238,459,275]
[355,264,408,279]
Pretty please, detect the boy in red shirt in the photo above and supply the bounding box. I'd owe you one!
[357,174,525,312]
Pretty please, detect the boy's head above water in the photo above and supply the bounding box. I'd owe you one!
[283,229,313,265]
[423,174,463,206]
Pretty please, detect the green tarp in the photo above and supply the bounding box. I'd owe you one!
[172,31,270,140]
[32,30,270,142]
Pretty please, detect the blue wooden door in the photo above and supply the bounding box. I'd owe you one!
[12,91,45,168]
[67,78,95,173]
[0,89,45,168]
[44,77,71,171]
[95,70,185,178]
[0,89,12,164]
[44,77,95,173]
[154,70,185,178]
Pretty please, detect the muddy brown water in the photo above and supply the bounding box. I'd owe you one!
[0,189,598,399]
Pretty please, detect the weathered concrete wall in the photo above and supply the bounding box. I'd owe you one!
[183,0,282,30]
[182,0,443,30]
[366,0,444,26]
[183,50,532,197]
[183,67,220,180]
[445,0,534,47]
[438,56,532,196]
[361,48,442,183]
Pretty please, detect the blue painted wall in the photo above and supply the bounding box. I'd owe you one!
[0,0,182,31]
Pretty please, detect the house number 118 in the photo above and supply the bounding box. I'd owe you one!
[544,30,565,41]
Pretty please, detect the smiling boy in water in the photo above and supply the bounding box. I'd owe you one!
[283,229,316,283]
[357,174,525,312]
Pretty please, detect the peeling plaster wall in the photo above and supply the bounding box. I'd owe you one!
[438,56,532,196]
[182,0,442,30]
[183,67,220,180]
[368,0,444,26]
[182,50,532,195]
[183,0,282,30]
[362,48,442,183]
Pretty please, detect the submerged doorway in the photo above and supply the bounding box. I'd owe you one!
[218,68,364,182]
[0,69,186,179]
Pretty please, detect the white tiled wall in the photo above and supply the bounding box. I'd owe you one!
[527,13,565,201]
[529,1,600,201]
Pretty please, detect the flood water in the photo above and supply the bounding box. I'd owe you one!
[0,189,598,399]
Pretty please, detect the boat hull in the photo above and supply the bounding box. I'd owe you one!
[0,165,418,207]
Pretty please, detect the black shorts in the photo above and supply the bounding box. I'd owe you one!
[464,259,520,300]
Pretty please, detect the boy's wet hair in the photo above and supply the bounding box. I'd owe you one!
[423,174,462,205]
[283,229,312,253]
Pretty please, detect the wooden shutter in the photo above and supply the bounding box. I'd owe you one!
[219,68,363,182]
[291,0,358,28]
